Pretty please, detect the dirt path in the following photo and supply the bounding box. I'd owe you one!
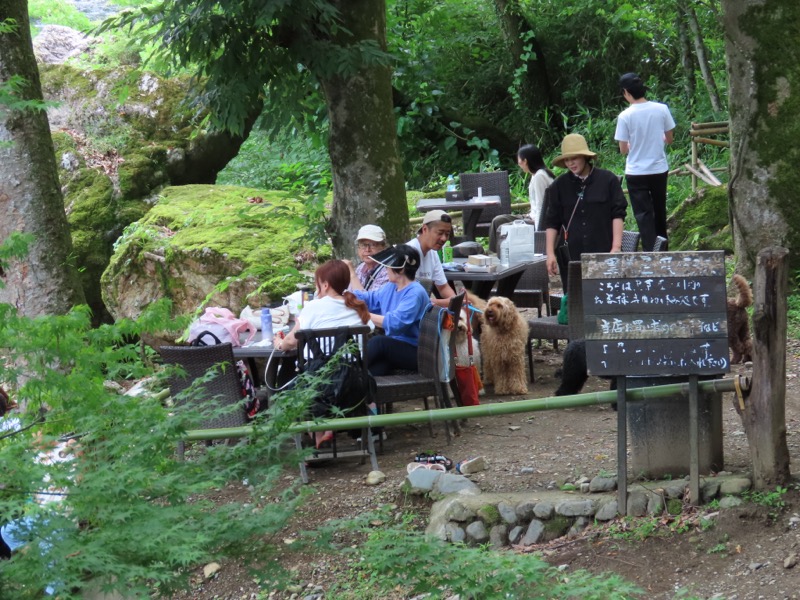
[175,339,800,600]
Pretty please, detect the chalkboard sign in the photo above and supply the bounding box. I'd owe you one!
[581,251,729,376]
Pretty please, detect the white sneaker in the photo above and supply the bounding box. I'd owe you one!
[356,431,387,444]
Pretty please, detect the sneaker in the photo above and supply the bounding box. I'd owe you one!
[414,453,454,470]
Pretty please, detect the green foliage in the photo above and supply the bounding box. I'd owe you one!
[28,0,91,33]
[0,233,34,283]
[787,273,800,339]
[0,294,313,598]
[741,486,787,520]
[327,519,642,599]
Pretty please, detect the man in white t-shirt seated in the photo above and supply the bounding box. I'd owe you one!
[407,210,456,308]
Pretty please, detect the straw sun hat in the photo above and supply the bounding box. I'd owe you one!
[552,134,598,168]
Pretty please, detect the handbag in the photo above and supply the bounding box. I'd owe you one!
[454,301,482,406]
[187,306,256,347]
[555,183,585,273]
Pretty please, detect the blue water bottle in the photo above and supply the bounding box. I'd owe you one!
[260,307,273,342]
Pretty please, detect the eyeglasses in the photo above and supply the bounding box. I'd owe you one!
[358,241,384,250]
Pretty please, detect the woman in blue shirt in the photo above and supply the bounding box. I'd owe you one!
[354,244,431,375]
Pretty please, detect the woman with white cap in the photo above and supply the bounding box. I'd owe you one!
[347,224,390,291]
[543,133,628,289]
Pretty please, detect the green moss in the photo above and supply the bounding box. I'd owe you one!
[542,515,571,542]
[667,498,683,516]
[476,504,501,526]
[118,151,168,199]
[667,186,733,252]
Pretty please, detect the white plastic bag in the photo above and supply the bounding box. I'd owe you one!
[239,306,262,330]
[187,306,256,347]
[498,220,536,265]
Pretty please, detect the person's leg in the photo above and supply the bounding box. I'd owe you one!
[488,214,516,254]
[650,172,669,250]
[367,336,418,375]
[626,174,657,251]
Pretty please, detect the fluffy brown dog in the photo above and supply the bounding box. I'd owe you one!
[480,296,529,395]
[727,274,753,364]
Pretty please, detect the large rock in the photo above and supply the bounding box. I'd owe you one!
[33,25,95,64]
[38,60,256,322]
[101,185,315,334]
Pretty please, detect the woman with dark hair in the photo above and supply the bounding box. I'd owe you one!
[353,244,431,375]
[488,144,555,252]
[273,259,373,352]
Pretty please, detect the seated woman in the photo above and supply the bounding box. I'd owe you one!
[272,260,373,448]
[353,244,431,376]
[273,259,373,353]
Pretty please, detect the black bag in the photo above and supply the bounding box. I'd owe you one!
[290,328,370,419]
[555,230,571,277]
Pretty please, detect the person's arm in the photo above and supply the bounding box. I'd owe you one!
[369,312,384,328]
[274,320,301,351]
[618,140,630,155]
[432,282,455,307]
[344,259,365,291]
[546,227,559,277]
[610,218,624,253]
[664,129,674,145]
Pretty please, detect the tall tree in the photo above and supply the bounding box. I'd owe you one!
[112,0,408,257]
[0,4,85,315]
[679,0,723,113]
[722,0,797,486]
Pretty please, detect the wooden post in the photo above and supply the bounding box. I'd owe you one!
[742,247,791,488]
[691,135,698,192]
[616,376,627,516]
[688,375,700,504]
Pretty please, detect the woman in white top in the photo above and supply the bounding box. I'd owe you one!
[272,260,373,448]
[488,144,555,252]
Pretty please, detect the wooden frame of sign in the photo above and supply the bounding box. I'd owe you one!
[580,250,730,511]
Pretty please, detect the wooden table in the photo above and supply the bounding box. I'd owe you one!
[416,196,501,240]
[443,256,544,300]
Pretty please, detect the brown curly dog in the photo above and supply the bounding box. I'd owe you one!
[481,296,529,395]
[727,274,753,364]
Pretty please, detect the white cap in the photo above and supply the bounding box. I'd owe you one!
[357,224,386,242]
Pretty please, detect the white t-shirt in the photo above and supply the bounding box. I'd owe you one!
[407,237,447,286]
[529,169,554,223]
[297,296,373,331]
[615,100,676,175]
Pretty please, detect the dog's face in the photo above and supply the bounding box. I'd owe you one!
[483,296,520,332]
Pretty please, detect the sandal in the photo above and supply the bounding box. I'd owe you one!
[414,452,454,471]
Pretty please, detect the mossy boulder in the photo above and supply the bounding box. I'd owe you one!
[101,185,326,336]
[667,186,733,252]
[40,63,254,321]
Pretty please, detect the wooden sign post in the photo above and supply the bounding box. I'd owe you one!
[581,251,730,511]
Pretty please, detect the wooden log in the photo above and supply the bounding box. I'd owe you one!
[697,160,723,186]
[683,163,720,187]
[689,127,729,136]
[694,137,730,148]
[691,120,729,129]
[742,247,791,488]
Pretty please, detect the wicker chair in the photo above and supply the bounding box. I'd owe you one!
[652,235,668,252]
[159,343,248,459]
[526,262,584,382]
[292,325,377,483]
[621,230,641,252]
[459,171,512,238]
[372,300,462,443]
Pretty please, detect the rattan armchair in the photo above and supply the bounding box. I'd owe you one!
[292,325,377,483]
[371,298,463,443]
[459,171,512,238]
[159,343,248,459]
[526,262,584,382]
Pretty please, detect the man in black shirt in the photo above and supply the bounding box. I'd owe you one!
[543,134,628,289]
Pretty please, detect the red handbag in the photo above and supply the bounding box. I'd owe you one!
[454,302,482,406]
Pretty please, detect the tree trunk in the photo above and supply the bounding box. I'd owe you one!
[492,0,554,121]
[321,0,408,258]
[740,248,791,488]
[0,1,85,315]
[675,3,697,102]
[683,1,722,113]
[723,0,800,277]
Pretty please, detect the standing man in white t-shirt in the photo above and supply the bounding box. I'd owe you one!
[614,72,676,251]
[407,210,455,307]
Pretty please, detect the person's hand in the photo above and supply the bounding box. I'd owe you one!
[546,255,559,277]
[272,334,283,349]
[610,246,622,253]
